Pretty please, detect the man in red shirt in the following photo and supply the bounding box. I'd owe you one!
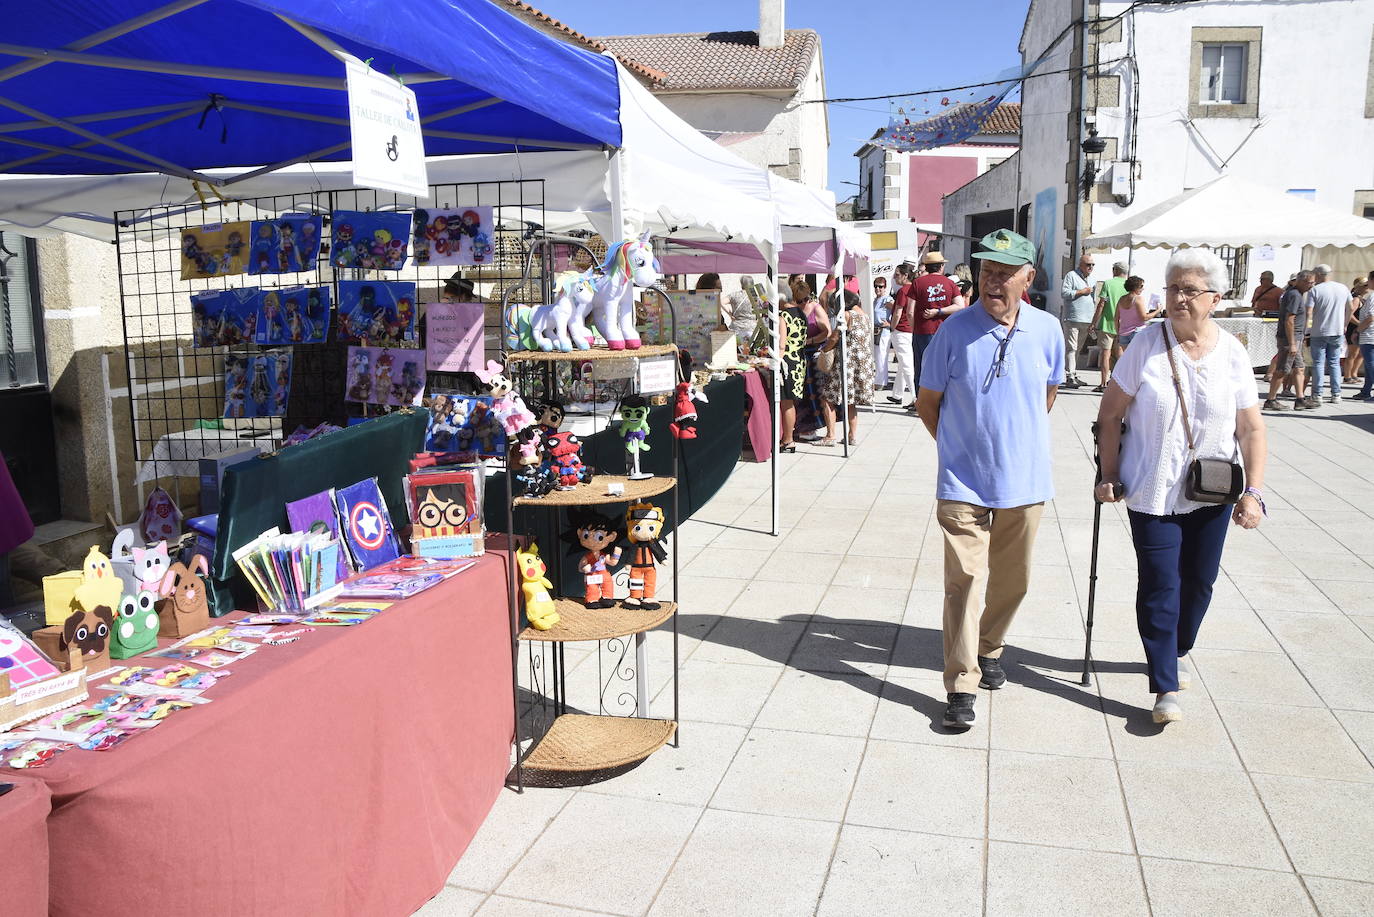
[907,251,966,411]
[887,262,917,405]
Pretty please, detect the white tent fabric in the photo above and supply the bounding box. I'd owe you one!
[1085,174,1374,249]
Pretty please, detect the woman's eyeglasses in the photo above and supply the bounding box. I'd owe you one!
[983,328,1017,389]
[1164,285,1217,301]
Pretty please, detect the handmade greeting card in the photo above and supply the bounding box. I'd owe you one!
[343,346,425,407]
[286,489,352,581]
[337,280,417,345]
[247,215,323,274]
[329,210,410,270]
[410,206,494,266]
[257,285,331,344]
[334,478,402,571]
[0,624,60,689]
[192,288,261,347]
[180,221,250,279]
[424,301,484,371]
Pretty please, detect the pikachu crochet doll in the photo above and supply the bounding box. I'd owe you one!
[516,543,560,631]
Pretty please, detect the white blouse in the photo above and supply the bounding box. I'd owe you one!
[1112,322,1258,517]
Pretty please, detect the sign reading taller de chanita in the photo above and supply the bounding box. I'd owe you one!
[343,54,430,200]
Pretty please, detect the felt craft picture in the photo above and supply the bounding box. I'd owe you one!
[0,626,61,688]
[180,221,250,279]
[247,215,323,274]
[337,280,418,345]
[257,285,331,345]
[329,210,411,270]
[405,470,480,538]
[410,206,494,266]
[192,288,261,347]
[334,478,402,571]
[223,351,292,418]
[344,345,426,407]
[422,393,506,457]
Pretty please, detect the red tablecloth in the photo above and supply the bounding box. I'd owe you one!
[13,553,514,917]
[0,777,50,917]
[742,368,773,462]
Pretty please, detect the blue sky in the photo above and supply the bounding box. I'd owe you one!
[526,0,1030,200]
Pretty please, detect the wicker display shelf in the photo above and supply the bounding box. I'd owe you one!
[506,343,677,363]
[523,714,677,773]
[520,600,676,643]
[513,475,675,507]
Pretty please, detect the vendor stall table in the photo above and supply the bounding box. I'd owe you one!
[0,778,50,917]
[134,427,275,485]
[8,554,512,917]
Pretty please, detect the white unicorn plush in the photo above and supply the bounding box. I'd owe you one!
[590,231,659,350]
[535,269,597,352]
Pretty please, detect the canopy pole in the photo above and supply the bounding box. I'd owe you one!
[0,105,202,173]
[273,15,451,84]
[834,229,849,460]
[770,246,781,536]
[607,148,627,238]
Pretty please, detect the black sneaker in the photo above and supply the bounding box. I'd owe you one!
[1064,377,1084,389]
[978,656,1007,690]
[943,692,976,729]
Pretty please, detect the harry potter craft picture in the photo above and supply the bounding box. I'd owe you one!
[180,221,249,279]
[410,206,494,266]
[248,215,322,274]
[344,346,425,407]
[337,281,417,345]
[257,285,331,344]
[329,210,410,270]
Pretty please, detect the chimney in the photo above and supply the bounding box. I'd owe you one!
[759,0,785,49]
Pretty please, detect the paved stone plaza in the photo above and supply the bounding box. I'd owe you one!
[419,386,1374,917]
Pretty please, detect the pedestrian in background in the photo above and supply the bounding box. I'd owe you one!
[887,262,917,407]
[872,276,893,389]
[1357,270,1374,401]
[1343,275,1368,384]
[1060,251,1097,389]
[1250,270,1283,318]
[1094,248,1267,725]
[1115,275,1155,349]
[822,291,876,445]
[915,229,1065,730]
[1090,262,1129,392]
[1264,271,1315,411]
[1307,264,1355,403]
[907,250,966,414]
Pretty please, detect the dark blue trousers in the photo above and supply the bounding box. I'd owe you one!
[1127,504,1231,693]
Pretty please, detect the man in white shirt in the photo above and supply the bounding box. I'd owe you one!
[1059,251,1096,389]
[1307,264,1356,402]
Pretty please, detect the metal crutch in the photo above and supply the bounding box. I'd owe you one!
[1081,419,1123,686]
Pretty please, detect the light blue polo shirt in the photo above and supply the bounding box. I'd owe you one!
[918,300,1066,508]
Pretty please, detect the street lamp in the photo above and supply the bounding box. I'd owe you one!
[1080,128,1107,202]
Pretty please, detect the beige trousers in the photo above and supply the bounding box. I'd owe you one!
[937,500,1045,694]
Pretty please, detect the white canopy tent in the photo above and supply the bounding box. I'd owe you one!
[1084,174,1374,250]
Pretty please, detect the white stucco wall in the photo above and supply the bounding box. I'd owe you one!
[653,50,829,188]
[941,153,1024,266]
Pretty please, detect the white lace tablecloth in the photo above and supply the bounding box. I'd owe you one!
[1143,317,1276,368]
[135,428,275,484]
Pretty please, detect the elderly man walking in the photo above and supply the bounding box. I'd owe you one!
[1308,264,1356,403]
[916,229,1065,729]
[1060,251,1096,389]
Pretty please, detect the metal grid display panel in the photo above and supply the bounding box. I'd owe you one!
[113,180,547,490]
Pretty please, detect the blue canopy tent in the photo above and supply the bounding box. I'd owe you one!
[0,0,621,182]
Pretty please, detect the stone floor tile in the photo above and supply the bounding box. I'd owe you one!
[445,788,575,892]
[1333,709,1374,762]
[728,580,829,621]
[868,674,992,749]
[1301,876,1374,917]
[681,547,773,581]
[1253,774,1374,882]
[704,524,790,551]
[416,886,488,917]
[817,825,982,917]
[788,620,898,676]
[1238,576,1339,613]
[648,809,838,917]
[497,794,699,915]
[1140,859,1316,917]
[830,553,918,591]
[1095,670,1243,768]
[846,528,925,558]
[1289,653,1374,711]
[1313,579,1374,615]
[846,739,986,838]
[1118,762,1289,870]
[754,549,843,586]
[476,898,621,917]
[1190,648,1324,707]
[1215,700,1374,782]
[1256,610,1374,659]
[985,843,1149,917]
[689,617,807,667]
[989,751,1133,852]
[819,584,910,623]
[582,721,747,808]
[988,678,1116,759]
[753,669,881,737]
[710,728,864,822]
[664,658,782,727]
[1189,604,1283,653]
[671,575,748,615]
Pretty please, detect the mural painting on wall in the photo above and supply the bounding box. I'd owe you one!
[1031,185,1057,313]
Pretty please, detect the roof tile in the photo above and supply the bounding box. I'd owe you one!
[596,30,819,92]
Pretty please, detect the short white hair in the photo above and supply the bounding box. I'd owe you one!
[1313,263,1332,276]
[1165,248,1228,293]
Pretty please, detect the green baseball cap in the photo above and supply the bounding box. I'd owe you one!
[971,228,1036,266]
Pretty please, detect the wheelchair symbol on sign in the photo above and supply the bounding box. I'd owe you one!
[385,135,398,161]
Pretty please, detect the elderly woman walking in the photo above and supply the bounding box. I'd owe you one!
[1094,249,1267,725]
